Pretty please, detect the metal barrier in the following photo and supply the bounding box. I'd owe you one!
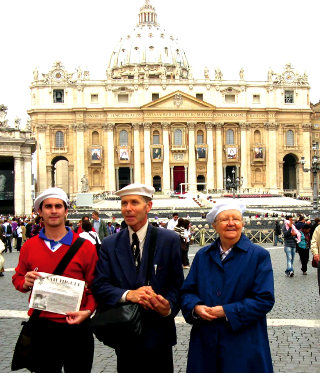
[193,229,275,245]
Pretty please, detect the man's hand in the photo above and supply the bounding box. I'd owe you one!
[66,310,91,325]
[23,271,41,290]
[194,305,225,321]
[142,293,171,316]
[314,254,319,264]
[126,286,156,306]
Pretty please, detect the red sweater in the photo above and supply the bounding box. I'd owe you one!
[12,232,98,323]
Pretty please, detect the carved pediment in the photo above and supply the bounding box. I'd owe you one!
[141,91,215,110]
[220,87,241,95]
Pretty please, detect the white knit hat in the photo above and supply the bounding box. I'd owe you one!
[115,183,155,199]
[34,187,69,211]
[206,199,246,223]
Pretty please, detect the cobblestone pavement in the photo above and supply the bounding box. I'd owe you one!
[1,244,319,373]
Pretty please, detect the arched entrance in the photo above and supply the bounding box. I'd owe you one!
[118,167,130,189]
[153,175,161,192]
[197,175,205,191]
[173,166,185,192]
[225,166,236,190]
[283,154,297,192]
[51,156,69,193]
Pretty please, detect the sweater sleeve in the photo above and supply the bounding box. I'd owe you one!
[12,240,32,293]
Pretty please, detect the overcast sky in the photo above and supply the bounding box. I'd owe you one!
[1,0,319,125]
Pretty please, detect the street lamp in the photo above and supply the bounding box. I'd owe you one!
[224,168,244,198]
[300,142,320,215]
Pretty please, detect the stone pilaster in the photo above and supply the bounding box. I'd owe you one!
[162,122,171,194]
[206,122,214,190]
[143,123,152,186]
[24,156,33,214]
[104,123,116,191]
[239,122,249,188]
[68,164,74,196]
[301,123,312,192]
[14,157,24,216]
[133,123,141,183]
[187,122,196,192]
[73,123,87,193]
[37,124,47,193]
[264,122,279,191]
[215,122,223,189]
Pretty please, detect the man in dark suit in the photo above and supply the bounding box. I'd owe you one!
[93,183,184,373]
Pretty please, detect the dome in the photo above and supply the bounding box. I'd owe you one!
[108,0,190,80]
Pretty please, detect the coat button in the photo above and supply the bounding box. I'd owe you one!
[217,290,221,296]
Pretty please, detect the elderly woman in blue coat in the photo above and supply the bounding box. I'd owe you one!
[181,200,275,373]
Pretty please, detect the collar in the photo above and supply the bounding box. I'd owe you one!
[39,226,73,249]
[205,233,249,253]
[128,221,149,243]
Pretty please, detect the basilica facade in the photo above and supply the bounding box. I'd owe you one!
[29,0,316,198]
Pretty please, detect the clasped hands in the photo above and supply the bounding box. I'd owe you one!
[194,305,225,321]
[126,286,171,316]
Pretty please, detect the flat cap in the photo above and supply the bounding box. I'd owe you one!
[207,199,246,223]
[34,187,69,212]
[115,183,155,199]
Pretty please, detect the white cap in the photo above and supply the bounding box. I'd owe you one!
[115,183,155,199]
[206,199,246,223]
[34,187,69,212]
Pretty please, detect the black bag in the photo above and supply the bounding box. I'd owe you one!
[90,227,158,348]
[90,302,142,348]
[6,224,12,235]
[12,229,18,238]
[11,237,85,371]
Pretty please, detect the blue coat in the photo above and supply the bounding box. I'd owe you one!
[181,234,274,373]
[93,224,184,349]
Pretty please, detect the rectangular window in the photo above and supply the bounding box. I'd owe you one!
[152,93,159,101]
[284,90,294,104]
[118,94,129,103]
[253,94,260,104]
[225,94,235,103]
[196,93,203,101]
[53,89,64,103]
[91,94,98,103]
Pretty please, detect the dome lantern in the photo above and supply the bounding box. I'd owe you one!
[138,0,158,26]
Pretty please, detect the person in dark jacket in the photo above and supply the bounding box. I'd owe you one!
[282,215,300,277]
[273,221,283,246]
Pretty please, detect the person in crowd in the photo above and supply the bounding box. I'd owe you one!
[12,187,98,372]
[180,199,274,373]
[92,210,108,242]
[93,183,184,373]
[15,222,23,251]
[0,238,5,276]
[273,220,283,246]
[295,215,305,231]
[65,220,75,231]
[310,217,320,238]
[11,218,18,250]
[3,218,13,252]
[76,215,93,234]
[25,219,33,239]
[167,212,179,230]
[174,218,187,267]
[282,215,301,277]
[115,223,121,233]
[20,220,27,244]
[79,220,101,252]
[106,221,115,236]
[311,224,320,295]
[183,219,191,269]
[30,215,43,237]
[297,224,311,275]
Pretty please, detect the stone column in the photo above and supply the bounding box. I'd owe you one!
[104,123,116,191]
[14,157,24,216]
[188,122,197,192]
[206,122,214,191]
[133,123,141,183]
[162,122,171,194]
[301,124,312,193]
[37,124,47,193]
[46,165,53,188]
[215,123,224,190]
[115,167,119,190]
[130,167,133,184]
[68,164,74,196]
[170,167,174,191]
[264,122,279,191]
[185,166,188,185]
[143,123,152,186]
[24,156,33,214]
[74,123,87,193]
[239,122,249,189]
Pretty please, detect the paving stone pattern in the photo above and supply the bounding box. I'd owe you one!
[0,244,319,373]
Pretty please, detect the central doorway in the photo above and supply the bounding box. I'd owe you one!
[173,166,185,192]
[119,167,130,189]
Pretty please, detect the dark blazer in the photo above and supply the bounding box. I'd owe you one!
[93,224,184,349]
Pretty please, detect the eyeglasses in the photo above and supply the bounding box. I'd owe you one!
[215,218,242,225]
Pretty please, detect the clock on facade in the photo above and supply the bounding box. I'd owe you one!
[52,70,65,81]
[283,71,295,83]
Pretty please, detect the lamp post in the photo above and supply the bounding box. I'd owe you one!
[300,142,320,216]
[224,168,244,198]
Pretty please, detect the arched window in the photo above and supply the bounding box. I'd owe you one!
[153,130,160,145]
[226,129,234,145]
[119,130,128,146]
[92,131,99,145]
[254,130,261,143]
[55,131,64,148]
[286,130,294,146]
[174,129,182,145]
[197,130,204,145]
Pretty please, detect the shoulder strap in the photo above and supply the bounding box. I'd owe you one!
[146,226,158,285]
[53,237,86,275]
[30,237,85,320]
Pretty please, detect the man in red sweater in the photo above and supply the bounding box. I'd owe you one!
[12,187,98,373]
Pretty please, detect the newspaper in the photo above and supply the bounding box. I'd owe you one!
[29,272,85,315]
